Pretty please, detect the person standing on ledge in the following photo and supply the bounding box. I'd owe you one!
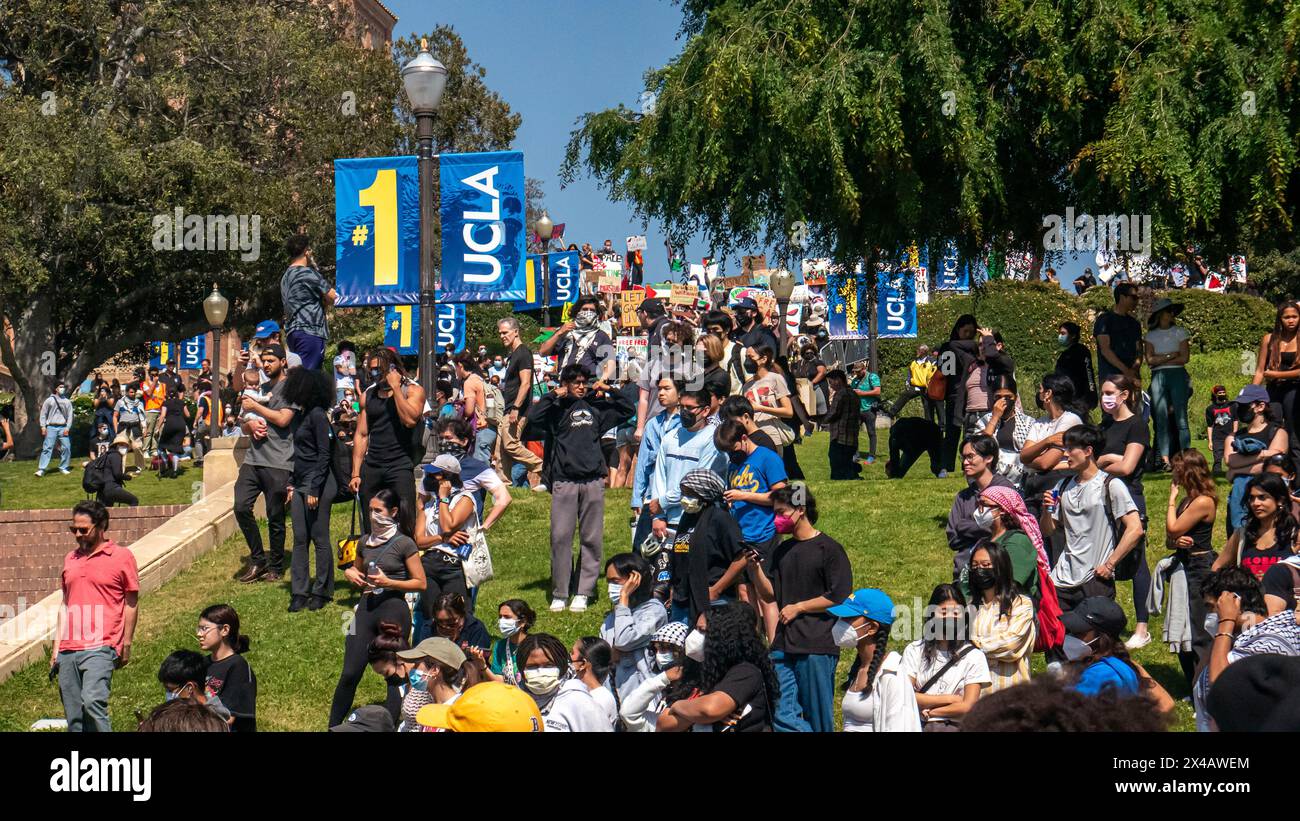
[280,233,336,371]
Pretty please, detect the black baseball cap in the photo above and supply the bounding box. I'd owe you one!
[730,297,759,311]
[637,297,666,318]
[1060,596,1127,638]
[328,705,395,732]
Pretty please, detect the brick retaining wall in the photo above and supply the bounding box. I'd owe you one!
[0,505,189,613]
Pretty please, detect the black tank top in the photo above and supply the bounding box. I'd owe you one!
[364,384,417,468]
[1175,498,1214,553]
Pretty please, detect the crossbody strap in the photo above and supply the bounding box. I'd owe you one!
[918,645,976,694]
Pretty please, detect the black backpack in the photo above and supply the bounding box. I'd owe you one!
[82,451,112,494]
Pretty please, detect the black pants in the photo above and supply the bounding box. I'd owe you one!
[234,463,291,573]
[889,427,942,478]
[940,421,963,473]
[829,441,861,479]
[1269,381,1300,467]
[782,443,804,481]
[289,472,337,601]
[96,482,138,507]
[887,388,941,425]
[329,591,409,728]
[1177,550,1217,689]
[359,460,418,536]
[1123,492,1151,623]
[1055,575,1117,612]
[420,551,468,621]
[858,411,878,457]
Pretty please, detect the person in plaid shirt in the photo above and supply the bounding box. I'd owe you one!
[825,369,861,480]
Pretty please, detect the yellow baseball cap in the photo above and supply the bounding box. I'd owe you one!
[415,682,543,732]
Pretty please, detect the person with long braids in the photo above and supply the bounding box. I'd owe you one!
[1160,449,1218,689]
[1224,384,1289,538]
[900,584,990,731]
[830,588,919,732]
[1214,473,1300,580]
[517,633,611,732]
[328,488,427,727]
[967,540,1036,692]
[657,602,779,732]
[1252,300,1300,466]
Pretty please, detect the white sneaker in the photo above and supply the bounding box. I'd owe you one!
[532,483,548,493]
[59,468,70,475]
[569,595,588,613]
[549,598,566,612]
[1125,632,1152,650]
[33,469,44,477]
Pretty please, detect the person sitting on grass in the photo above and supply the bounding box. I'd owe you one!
[157,649,232,726]
[900,584,990,731]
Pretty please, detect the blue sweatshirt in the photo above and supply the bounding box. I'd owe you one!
[649,423,727,526]
[632,408,680,510]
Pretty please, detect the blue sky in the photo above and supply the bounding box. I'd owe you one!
[387,0,1098,289]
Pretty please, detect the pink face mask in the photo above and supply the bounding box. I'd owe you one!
[1100,394,1120,412]
[774,514,797,535]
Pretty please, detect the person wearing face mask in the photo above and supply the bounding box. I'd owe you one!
[657,603,778,732]
[539,295,616,381]
[156,650,233,727]
[411,455,475,640]
[717,419,787,635]
[673,469,746,625]
[745,485,852,732]
[482,599,534,685]
[946,435,1018,578]
[728,297,779,355]
[36,380,74,477]
[647,386,727,542]
[961,486,1049,604]
[900,585,990,731]
[619,621,703,732]
[1054,321,1097,412]
[1204,385,1235,475]
[966,541,1036,692]
[348,347,427,538]
[394,637,481,732]
[429,417,512,533]
[631,376,684,551]
[528,364,637,613]
[1018,372,1085,521]
[88,422,113,461]
[329,489,427,728]
[571,637,619,729]
[793,344,828,422]
[516,633,612,732]
[1224,384,1289,538]
[599,553,668,700]
[977,374,1035,485]
[740,344,797,454]
[1061,598,1173,712]
[89,432,139,507]
[825,588,919,733]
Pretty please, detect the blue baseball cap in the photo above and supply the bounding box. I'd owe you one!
[253,319,281,339]
[729,297,759,311]
[827,588,895,625]
[1235,384,1269,405]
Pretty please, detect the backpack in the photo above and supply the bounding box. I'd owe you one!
[82,452,112,494]
[482,381,506,427]
[1032,560,1065,653]
[1056,474,1142,581]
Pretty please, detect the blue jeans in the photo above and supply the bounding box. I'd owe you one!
[770,650,838,733]
[474,427,497,464]
[57,646,116,732]
[1150,367,1190,460]
[1228,474,1251,537]
[287,329,325,370]
[39,425,71,472]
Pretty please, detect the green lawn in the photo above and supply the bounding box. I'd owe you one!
[0,459,202,510]
[0,434,1208,732]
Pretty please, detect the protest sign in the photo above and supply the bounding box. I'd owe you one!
[619,289,646,326]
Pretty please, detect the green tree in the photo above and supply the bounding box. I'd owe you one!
[0,4,520,455]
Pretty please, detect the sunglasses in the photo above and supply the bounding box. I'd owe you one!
[69,526,93,536]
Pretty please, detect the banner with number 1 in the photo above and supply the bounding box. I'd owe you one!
[334,156,421,306]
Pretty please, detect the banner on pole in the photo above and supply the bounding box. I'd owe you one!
[335,156,421,306]
[548,250,580,306]
[149,341,174,370]
[438,151,528,302]
[511,256,544,311]
[877,268,918,339]
[384,303,466,356]
[178,334,206,370]
[934,241,970,292]
[826,270,870,340]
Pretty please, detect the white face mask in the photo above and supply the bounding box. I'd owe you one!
[498,618,520,637]
[116,446,129,455]
[1203,613,1220,637]
[972,506,995,530]
[607,583,623,605]
[523,666,561,696]
[655,651,678,670]
[831,619,863,648]
[1062,634,1096,661]
[684,630,706,662]
[680,496,703,514]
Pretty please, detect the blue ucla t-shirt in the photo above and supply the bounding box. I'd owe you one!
[728,446,788,543]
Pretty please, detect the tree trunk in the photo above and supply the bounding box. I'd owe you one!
[0,293,55,459]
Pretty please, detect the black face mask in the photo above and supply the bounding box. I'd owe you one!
[728,449,747,465]
[679,408,700,428]
[442,443,467,460]
[969,568,997,591]
[736,311,753,327]
[1238,405,1257,424]
[743,359,760,374]
[369,368,382,381]
[1034,392,1046,410]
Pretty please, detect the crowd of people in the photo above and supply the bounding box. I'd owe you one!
[40,232,1300,733]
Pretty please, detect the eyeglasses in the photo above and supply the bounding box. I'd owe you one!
[195,624,218,636]
[971,562,995,570]
[68,526,93,536]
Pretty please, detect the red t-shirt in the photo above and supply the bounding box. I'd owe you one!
[59,540,139,653]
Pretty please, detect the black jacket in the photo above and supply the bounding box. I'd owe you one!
[941,334,1014,422]
[1055,342,1098,411]
[292,406,333,498]
[527,387,636,485]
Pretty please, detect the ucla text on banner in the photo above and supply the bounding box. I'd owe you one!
[547,250,580,306]
[934,241,969,292]
[439,151,528,302]
[877,268,918,339]
[384,304,466,356]
[178,334,206,369]
[826,270,871,339]
[335,156,421,306]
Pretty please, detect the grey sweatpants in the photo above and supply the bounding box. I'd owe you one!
[550,478,606,599]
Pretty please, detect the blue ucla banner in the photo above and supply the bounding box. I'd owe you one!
[178,334,206,369]
[384,304,466,356]
[826,269,871,339]
[438,151,528,302]
[512,256,545,311]
[547,250,580,306]
[149,341,174,370]
[335,156,421,306]
[877,268,918,339]
[934,241,969,292]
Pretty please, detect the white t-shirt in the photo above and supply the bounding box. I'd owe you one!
[900,641,991,722]
[1027,410,1083,444]
[334,352,355,389]
[1050,470,1138,588]
[590,683,619,730]
[1145,326,1189,370]
[840,652,921,733]
[542,680,614,732]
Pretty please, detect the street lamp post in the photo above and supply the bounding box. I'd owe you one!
[769,268,795,357]
[535,212,555,326]
[202,283,229,458]
[401,39,449,387]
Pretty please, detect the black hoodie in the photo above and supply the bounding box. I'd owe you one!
[527,387,636,485]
